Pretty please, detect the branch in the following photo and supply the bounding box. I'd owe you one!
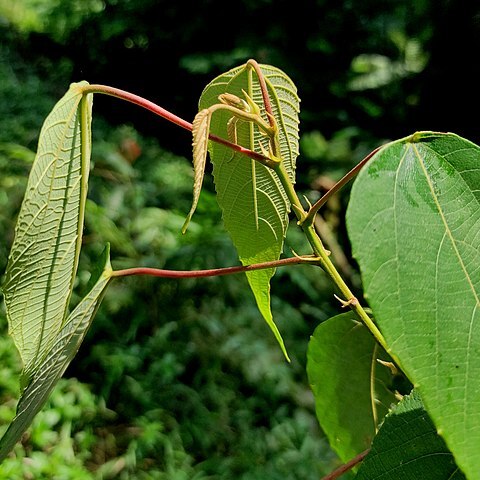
[321,449,370,480]
[112,255,319,279]
[82,84,271,164]
[304,145,383,225]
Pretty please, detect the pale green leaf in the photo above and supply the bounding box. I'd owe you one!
[0,246,112,462]
[182,108,211,233]
[346,132,480,479]
[198,62,300,359]
[2,82,92,383]
[355,390,465,479]
[307,312,399,463]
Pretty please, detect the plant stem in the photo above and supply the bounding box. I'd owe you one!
[304,145,383,225]
[82,84,270,164]
[112,255,317,279]
[321,449,370,480]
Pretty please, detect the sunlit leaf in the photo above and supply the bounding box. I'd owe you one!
[346,132,480,479]
[197,61,300,359]
[355,390,465,479]
[307,312,399,462]
[2,82,92,385]
[182,109,212,233]
[0,246,112,461]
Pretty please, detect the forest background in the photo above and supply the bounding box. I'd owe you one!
[0,1,478,478]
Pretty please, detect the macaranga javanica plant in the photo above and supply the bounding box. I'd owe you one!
[0,59,478,479]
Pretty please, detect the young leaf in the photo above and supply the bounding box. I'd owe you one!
[197,61,300,359]
[307,312,399,463]
[355,390,465,479]
[346,132,480,479]
[182,108,212,233]
[0,246,112,462]
[2,82,92,385]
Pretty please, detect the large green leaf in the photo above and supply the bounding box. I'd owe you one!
[355,390,465,479]
[346,132,480,479]
[0,246,112,462]
[2,82,92,384]
[198,62,300,358]
[307,312,398,463]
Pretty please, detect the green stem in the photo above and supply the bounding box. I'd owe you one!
[274,162,390,353]
[248,62,390,351]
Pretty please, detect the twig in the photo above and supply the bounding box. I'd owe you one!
[321,449,370,480]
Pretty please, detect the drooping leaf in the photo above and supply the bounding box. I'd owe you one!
[307,312,399,463]
[0,245,112,462]
[2,82,92,384]
[346,132,480,479]
[197,61,300,359]
[355,390,465,479]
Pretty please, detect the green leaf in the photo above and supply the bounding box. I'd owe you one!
[307,312,399,463]
[2,82,92,384]
[0,245,112,462]
[346,132,480,479]
[355,390,465,479]
[198,61,300,359]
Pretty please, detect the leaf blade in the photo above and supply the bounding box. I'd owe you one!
[346,132,480,479]
[198,62,300,358]
[307,312,399,462]
[2,83,92,382]
[355,390,465,479]
[0,246,112,462]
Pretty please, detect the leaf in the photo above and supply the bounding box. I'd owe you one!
[346,132,480,479]
[0,245,112,462]
[355,390,465,479]
[198,61,300,359]
[2,82,92,384]
[182,108,212,233]
[307,312,399,463]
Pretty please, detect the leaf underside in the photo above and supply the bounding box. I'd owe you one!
[0,247,112,462]
[198,62,300,359]
[2,82,92,383]
[307,312,398,462]
[346,132,480,479]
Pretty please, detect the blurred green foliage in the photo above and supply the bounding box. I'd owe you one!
[0,0,473,477]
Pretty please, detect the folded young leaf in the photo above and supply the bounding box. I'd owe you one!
[0,246,112,462]
[2,82,92,385]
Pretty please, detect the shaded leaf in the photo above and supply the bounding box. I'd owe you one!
[346,132,480,478]
[0,246,112,462]
[307,312,398,462]
[355,390,465,479]
[2,82,92,384]
[198,61,300,358]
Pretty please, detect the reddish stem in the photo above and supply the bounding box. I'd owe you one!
[305,145,383,224]
[84,84,270,163]
[321,449,370,480]
[112,255,317,279]
[247,59,275,125]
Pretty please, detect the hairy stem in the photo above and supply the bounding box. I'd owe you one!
[112,255,317,279]
[251,64,390,353]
